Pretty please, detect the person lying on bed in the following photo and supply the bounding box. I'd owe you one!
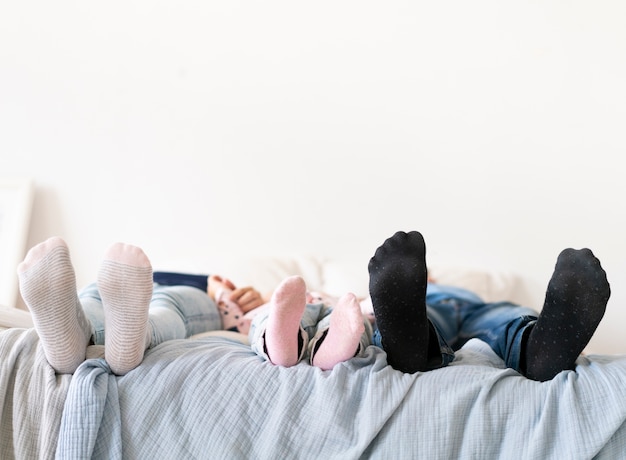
[17,237,371,375]
[156,270,374,368]
[154,271,373,369]
[368,230,611,382]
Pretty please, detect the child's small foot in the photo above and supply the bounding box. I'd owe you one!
[98,242,153,375]
[17,237,91,374]
[312,293,365,370]
[265,275,306,367]
[524,247,610,381]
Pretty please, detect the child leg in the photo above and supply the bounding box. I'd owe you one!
[311,293,365,370]
[264,275,307,367]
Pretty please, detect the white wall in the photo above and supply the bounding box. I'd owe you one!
[2,1,625,353]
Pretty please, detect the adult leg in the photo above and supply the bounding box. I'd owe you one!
[81,283,223,348]
[148,285,223,343]
[97,243,153,375]
[95,244,224,375]
[459,248,610,381]
[17,237,91,374]
[368,231,435,373]
[456,300,538,371]
[524,248,610,381]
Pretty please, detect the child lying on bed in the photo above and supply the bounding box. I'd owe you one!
[368,231,612,382]
[155,270,373,368]
[17,237,371,375]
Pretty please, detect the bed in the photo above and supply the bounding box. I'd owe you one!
[2,255,626,459]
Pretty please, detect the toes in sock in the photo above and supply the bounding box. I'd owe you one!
[368,231,430,373]
[265,275,307,367]
[524,248,610,381]
[17,237,91,374]
[312,293,365,370]
[98,243,153,375]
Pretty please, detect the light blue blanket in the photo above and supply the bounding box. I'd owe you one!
[55,336,626,459]
[0,328,72,459]
[3,327,626,459]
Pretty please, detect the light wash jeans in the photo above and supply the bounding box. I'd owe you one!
[79,283,223,348]
[81,282,374,365]
[372,283,538,373]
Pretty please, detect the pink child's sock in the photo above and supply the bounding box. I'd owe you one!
[264,275,306,367]
[312,293,365,370]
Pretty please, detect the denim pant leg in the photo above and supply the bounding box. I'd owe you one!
[78,283,222,348]
[372,316,451,371]
[371,283,539,371]
[147,285,223,346]
[459,301,538,372]
[79,282,106,345]
[371,285,473,370]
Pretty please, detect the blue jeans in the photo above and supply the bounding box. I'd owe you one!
[79,283,223,348]
[372,284,538,373]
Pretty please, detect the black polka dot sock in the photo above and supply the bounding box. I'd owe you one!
[524,248,610,381]
[368,231,430,373]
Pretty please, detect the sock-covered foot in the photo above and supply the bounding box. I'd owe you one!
[312,293,365,370]
[98,243,153,375]
[368,231,430,373]
[265,275,306,367]
[524,248,611,381]
[17,237,91,374]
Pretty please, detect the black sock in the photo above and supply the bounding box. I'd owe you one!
[368,231,430,373]
[524,248,610,381]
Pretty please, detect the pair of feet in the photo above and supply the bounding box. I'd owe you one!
[18,237,153,375]
[18,237,367,374]
[19,231,612,380]
[264,276,365,370]
[367,231,611,381]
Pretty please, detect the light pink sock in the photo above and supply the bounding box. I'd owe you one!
[98,242,153,375]
[312,293,365,370]
[265,275,306,367]
[17,237,91,374]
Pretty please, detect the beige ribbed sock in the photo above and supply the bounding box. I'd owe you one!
[98,242,153,375]
[17,237,91,374]
[265,275,306,367]
[312,293,365,370]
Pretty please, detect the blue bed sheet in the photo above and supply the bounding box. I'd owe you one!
[54,336,626,459]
